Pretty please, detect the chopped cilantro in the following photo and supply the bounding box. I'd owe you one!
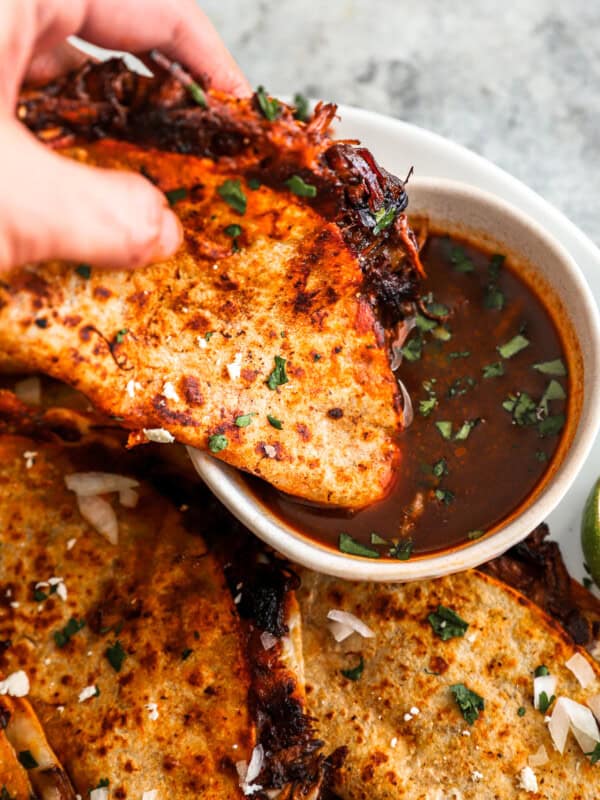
[419,397,437,417]
[450,683,484,725]
[341,655,365,681]
[34,588,48,602]
[435,487,455,505]
[401,336,422,362]
[467,530,485,540]
[267,355,289,390]
[538,414,565,438]
[285,174,317,198]
[425,300,450,318]
[165,187,188,206]
[293,92,310,122]
[186,81,207,107]
[208,434,228,452]
[488,253,506,279]
[339,532,380,558]
[105,640,126,672]
[538,691,555,714]
[448,350,470,359]
[450,246,474,273]
[204,331,214,341]
[416,314,437,332]
[90,779,109,793]
[370,532,388,545]
[503,392,538,426]
[76,263,91,279]
[583,577,594,590]
[17,750,38,769]
[372,206,396,235]
[435,421,453,440]
[533,358,566,376]
[267,414,283,429]
[181,648,193,661]
[498,334,529,359]
[482,361,504,378]
[447,377,475,398]
[484,286,505,310]
[585,742,600,765]
[235,413,255,427]
[256,86,280,120]
[535,450,548,462]
[53,617,85,648]
[115,328,128,344]
[247,177,261,190]
[539,379,566,414]
[427,605,469,641]
[432,458,448,478]
[534,665,549,677]
[389,538,413,560]
[34,318,48,329]
[224,224,243,238]
[517,706,526,717]
[431,325,452,341]
[454,420,477,441]
[218,179,247,214]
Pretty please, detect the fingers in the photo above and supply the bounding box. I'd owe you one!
[0,120,182,272]
[25,40,90,87]
[78,0,250,95]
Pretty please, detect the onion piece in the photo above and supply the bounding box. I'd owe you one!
[548,696,600,754]
[77,495,118,545]
[397,378,414,429]
[65,472,139,496]
[533,674,557,710]
[327,609,375,640]
[14,376,41,406]
[260,631,278,651]
[236,745,264,796]
[565,652,596,689]
[587,693,600,721]
[119,487,139,509]
[527,745,549,767]
[518,766,538,793]
[90,789,109,800]
[328,620,354,643]
[390,317,416,371]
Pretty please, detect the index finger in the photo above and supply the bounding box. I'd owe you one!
[78,0,250,96]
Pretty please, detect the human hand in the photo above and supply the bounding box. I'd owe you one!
[0,0,249,272]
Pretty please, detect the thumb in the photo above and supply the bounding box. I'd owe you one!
[0,119,182,271]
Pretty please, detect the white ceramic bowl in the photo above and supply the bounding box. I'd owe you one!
[189,177,600,581]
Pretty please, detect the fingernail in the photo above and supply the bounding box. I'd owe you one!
[155,210,183,259]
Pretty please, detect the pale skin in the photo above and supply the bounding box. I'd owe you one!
[0,0,250,272]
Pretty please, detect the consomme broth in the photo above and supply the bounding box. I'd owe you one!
[248,232,569,557]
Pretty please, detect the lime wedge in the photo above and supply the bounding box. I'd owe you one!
[581,477,600,587]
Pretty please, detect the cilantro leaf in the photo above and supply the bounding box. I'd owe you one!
[482,361,504,378]
[389,539,413,560]
[339,532,380,558]
[450,683,484,725]
[267,414,283,429]
[76,263,91,279]
[256,86,280,121]
[341,655,364,681]
[235,414,255,427]
[427,605,469,641]
[53,617,85,648]
[285,175,317,198]
[498,334,529,359]
[186,81,207,108]
[372,206,396,235]
[208,434,228,453]
[293,92,311,122]
[105,640,126,672]
[267,356,289,390]
[533,358,567,376]
[218,179,247,214]
[165,187,188,206]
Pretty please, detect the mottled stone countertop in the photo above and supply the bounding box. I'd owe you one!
[202,0,600,246]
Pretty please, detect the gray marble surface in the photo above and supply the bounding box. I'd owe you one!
[201,0,600,245]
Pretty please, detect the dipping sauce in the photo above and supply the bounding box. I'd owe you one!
[247,232,569,557]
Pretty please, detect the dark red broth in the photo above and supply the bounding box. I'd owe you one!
[247,232,569,557]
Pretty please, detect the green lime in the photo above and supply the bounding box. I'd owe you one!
[581,476,600,587]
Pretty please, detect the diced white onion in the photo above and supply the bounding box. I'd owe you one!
[390,317,416,371]
[397,378,414,429]
[533,674,557,710]
[263,445,277,459]
[260,631,278,651]
[587,693,600,721]
[90,789,108,800]
[143,427,175,444]
[119,487,139,508]
[162,381,179,402]
[78,685,97,703]
[0,670,29,697]
[77,495,118,545]
[14,376,41,405]
[527,745,549,767]
[65,472,139,496]
[142,793,158,800]
[518,766,538,793]
[327,609,375,640]
[548,696,600,754]
[328,620,354,643]
[565,652,596,689]
[246,744,264,784]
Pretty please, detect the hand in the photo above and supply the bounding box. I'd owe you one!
[0,0,249,272]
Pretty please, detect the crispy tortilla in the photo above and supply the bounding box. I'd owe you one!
[297,569,600,799]
[0,434,253,797]
[2,58,426,509]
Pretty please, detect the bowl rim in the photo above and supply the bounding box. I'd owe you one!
[189,176,600,581]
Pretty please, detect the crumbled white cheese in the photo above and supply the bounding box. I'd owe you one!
[403,713,412,722]
[143,428,175,444]
[197,336,208,349]
[57,705,64,713]
[23,450,38,469]
[227,352,243,380]
[471,770,483,782]
[78,685,98,703]
[462,729,471,737]
[90,789,108,800]
[66,538,77,551]
[142,792,158,800]
[237,744,264,796]
[162,381,180,402]
[409,706,420,715]
[146,702,159,721]
[9,601,19,609]
[390,737,398,747]
[0,670,30,697]
[234,593,242,605]
[126,379,141,398]
[56,582,67,601]
[518,766,538,793]
[467,633,477,643]
[263,444,277,459]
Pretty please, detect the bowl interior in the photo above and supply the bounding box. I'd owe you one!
[189,178,600,581]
